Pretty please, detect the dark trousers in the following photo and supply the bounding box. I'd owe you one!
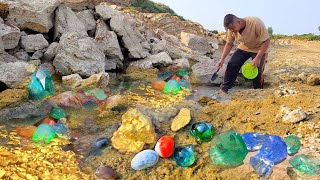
[220,49,266,93]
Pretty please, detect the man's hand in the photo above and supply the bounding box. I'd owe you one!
[252,57,261,67]
[216,59,224,69]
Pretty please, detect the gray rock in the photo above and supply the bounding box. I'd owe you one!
[149,37,166,55]
[6,0,60,33]
[0,101,48,123]
[96,5,150,59]
[0,61,34,88]
[0,51,19,63]
[20,34,49,52]
[76,9,96,32]
[95,19,123,61]
[42,42,59,61]
[191,59,226,84]
[0,17,3,24]
[181,32,211,55]
[62,74,83,87]
[282,107,307,123]
[0,22,21,49]
[13,49,29,61]
[54,5,87,40]
[129,52,173,69]
[165,44,188,59]
[53,32,105,77]
[173,58,190,68]
[0,38,4,53]
[31,50,43,60]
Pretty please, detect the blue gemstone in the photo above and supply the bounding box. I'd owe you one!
[95,137,109,149]
[242,132,269,151]
[179,78,191,90]
[53,122,69,138]
[173,145,196,167]
[250,135,288,179]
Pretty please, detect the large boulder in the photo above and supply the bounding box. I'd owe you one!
[53,32,105,77]
[148,37,166,55]
[96,4,150,59]
[0,61,35,88]
[181,32,212,55]
[129,52,173,69]
[0,22,20,49]
[95,19,123,70]
[191,59,226,84]
[6,0,60,33]
[76,9,96,32]
[54,5,87,40]
[60,0,105,10]
[20,34,49,52]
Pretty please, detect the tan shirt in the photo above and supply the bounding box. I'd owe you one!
[226,16,270,53]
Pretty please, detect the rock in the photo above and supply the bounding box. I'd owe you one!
[172,58,190,68]
[76,9,96,32]
[173,145,196,167]
[53,32,105,77]
[171,108,191,131]
[96,165,115,180]
[0,89,27,109]
[111,108,157,153]
[60,0,105,10]
[53,121,69,138]
[307,74,320,86]
[62,74,83,87]
[192,59,226,84]
[287,167,320,180]
[181,32,211,55]
[20,34,49,52]
[95,19,123,63]
[154,136,175,158]
[105,95,126,108]
[95,137,109,149]
[0,17,3,24]
[32,123,55,144]
[131,150,159,170]
[0,22,21,49]
[0,38,4,53]
[0,61,34,88]
[130,52,173,69]
[6,0,60,33]
[81,72,109,89]
[42,42,59,61]
[13,49,29,61]
[242,132,269,151]
[54,5,87,40]
[16,126,37,138]
[190,122,215,142]
[210,130,248,167]
[282,107,307,123]
[148,37,166,54]
[284,135,301,155]
[31,50,43,60]
[96,4,150,59]
[49,91,82,108]
[151,80,166,91]
[250,136,288,179]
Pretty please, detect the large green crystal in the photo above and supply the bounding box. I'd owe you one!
[32,124,55,144]
[289,154,320,174]
[284,135,301,155]
[209,130,248,167]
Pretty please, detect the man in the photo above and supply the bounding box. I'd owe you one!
[217,14,270,94]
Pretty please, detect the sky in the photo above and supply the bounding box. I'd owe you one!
[152,0,320,35]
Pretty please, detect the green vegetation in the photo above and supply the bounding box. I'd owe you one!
[272,33,320,41]
[130,0,185,20]
[267,27,273,37]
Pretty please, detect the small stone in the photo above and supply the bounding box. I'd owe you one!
[179,78,191,90]
[242,132,269,151]
[16,126,37,138]
[171,108,191,132]
[157,71,173,81]
[53,122,69,138]
[307,74,320,86]
[250,136,288,179]
[151,81,166,91]
[154,136,175,158]
[284,135,301,155]
[289,154,320,174]
[95,137,109,149]
[38,118,56,126]
[176,68,190,77]
[131,150,159,170]
[190,122,214,142]
[32,124,55,144]
[282,108,307,123]
[50,107,67,120]
[96,165,115,179]
[210,130,248,167]
[173,145,196,167]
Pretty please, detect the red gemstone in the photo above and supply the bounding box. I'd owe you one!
[155,136,175,158]
[41,118,56,126]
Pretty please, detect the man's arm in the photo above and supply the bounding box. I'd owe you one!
[217,42,234,69]
[252,38,270,67]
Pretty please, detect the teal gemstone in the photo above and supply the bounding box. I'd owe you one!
[53,122,69,139]
[157,71,173,81]
[50,107,67,120]
[176,68,190,77]
[190,122,215,142]
[163,80,181,95]
[289,154,320,174]
[284,135,301,155]
[27,66,56,100]
[179,78,191,90]
[32,123,55,144]
[210,130,248,167]
[173,145,196,167]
